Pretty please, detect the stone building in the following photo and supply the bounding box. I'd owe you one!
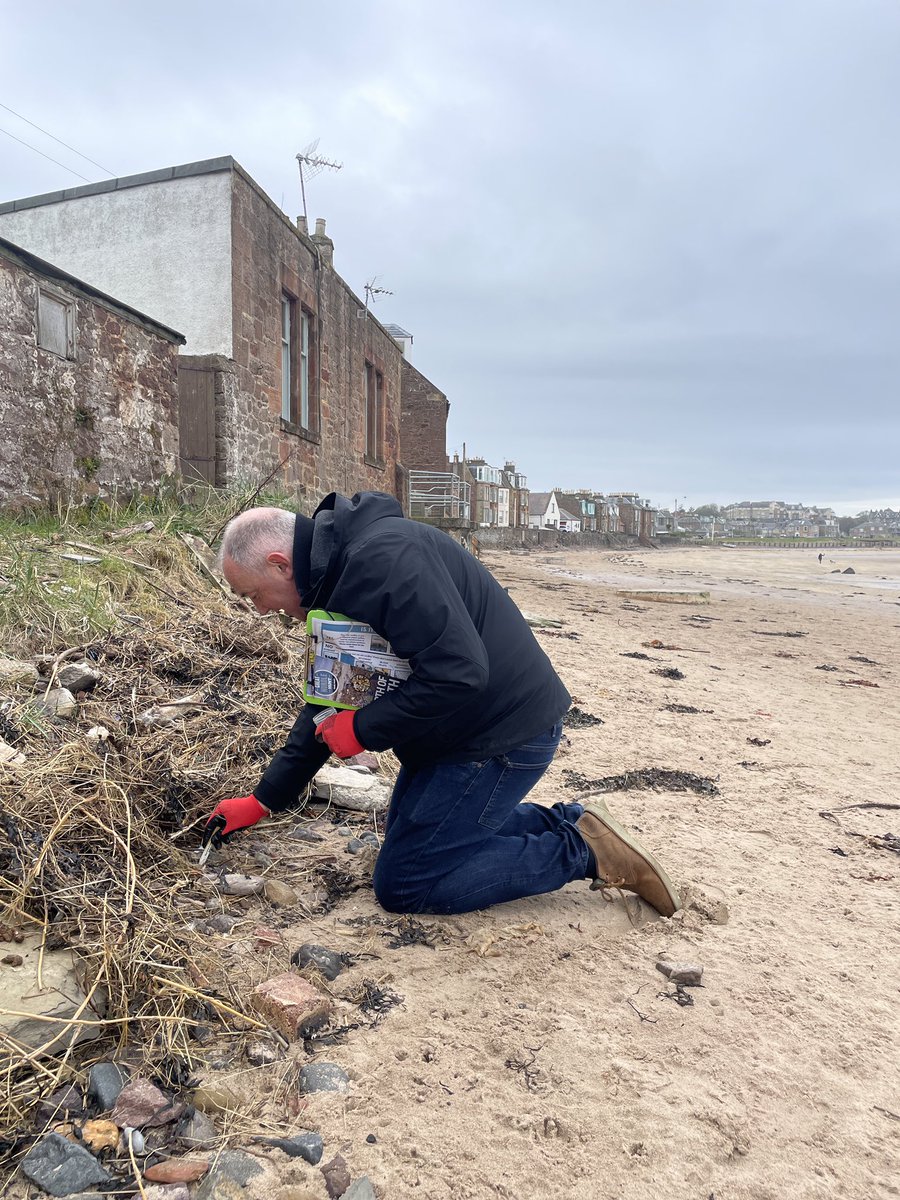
[0,157,405,506]
[399,359,449,474]
[0,235,183,507]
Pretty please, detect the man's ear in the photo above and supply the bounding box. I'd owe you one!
[266,550,293,577]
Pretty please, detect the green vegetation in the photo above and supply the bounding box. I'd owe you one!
[0,482,299,652]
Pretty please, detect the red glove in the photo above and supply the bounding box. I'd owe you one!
[316,709,365,759]
[202,794,269,848]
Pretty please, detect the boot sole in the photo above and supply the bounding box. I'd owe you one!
[582,799,681,916]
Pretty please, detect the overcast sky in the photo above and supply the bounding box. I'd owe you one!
[2,1,898,514]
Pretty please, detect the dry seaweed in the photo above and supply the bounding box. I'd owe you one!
[562,767,720,796]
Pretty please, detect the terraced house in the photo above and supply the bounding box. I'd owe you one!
[0,157,405,507]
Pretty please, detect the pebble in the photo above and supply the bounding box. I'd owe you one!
[111,1077,184,1127]
[38,1084,84,1121]
[263,879,299,906]
[195,1150,264,1200]
[143,1159,209,1183]
[336,825,352,837]
[291,944,345,981]
[123,1127,146,1154]
[344,1179,377,1200]
[245,1039,282,1066]
[656,961,704,986]
[204,914,240,934]
[179,1109,219,1149]
[34,687,77,719]
[288,825,325,842]
[80,1119,118,1152]
[255,1133,323,1164]
[299,1062,350,1094]
[144,1186,191,1200]
[218,874,265,896]
[21,1133,112,1196]
[87,1062,128,1111]
[321,1153,351,1199]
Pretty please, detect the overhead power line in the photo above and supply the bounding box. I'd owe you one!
[0,100,114,176]
[0,125,93,183]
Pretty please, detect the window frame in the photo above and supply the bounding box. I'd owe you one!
[364,360,384,465]
[38,287,76,360]
[281,293,318,436]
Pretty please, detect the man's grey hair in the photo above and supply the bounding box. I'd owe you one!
[216,507,296,572]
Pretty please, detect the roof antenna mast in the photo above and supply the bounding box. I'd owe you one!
[295,139,342,228]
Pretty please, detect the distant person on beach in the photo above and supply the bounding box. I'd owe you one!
[818,552,824,563]
[200,492,680,918]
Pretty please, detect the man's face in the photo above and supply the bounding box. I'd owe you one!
[223,552,307,619]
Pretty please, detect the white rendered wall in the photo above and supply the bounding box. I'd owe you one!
[0,173,232,354]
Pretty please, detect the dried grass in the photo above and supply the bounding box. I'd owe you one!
[0,491,331,1164]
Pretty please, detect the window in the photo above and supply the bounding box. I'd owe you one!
[281,295,293,421]
[281,294,316,431]
[365,361,383,461]
[38,289,75,359]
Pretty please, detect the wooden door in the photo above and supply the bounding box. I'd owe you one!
[178,363,216,484]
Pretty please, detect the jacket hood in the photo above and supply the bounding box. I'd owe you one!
[300,491,403,608]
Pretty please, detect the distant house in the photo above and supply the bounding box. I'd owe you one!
[528,490,563,529]
[0,235,183,506]
[0,157,406,505]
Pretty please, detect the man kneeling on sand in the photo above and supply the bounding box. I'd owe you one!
[202,492,680,918]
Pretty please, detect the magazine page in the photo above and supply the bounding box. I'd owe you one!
[305,611,411,709]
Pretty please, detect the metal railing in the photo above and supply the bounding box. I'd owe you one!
[408,471,471,522]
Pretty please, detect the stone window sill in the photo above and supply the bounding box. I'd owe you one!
[280,418,321,444]
[364,454,386,470]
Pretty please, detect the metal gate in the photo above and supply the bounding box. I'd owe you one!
[177,362,216,484]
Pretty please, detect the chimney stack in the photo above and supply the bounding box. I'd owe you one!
[296,215,308,235]
[311,218,334,267]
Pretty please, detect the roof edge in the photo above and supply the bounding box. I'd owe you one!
[0,235,185,343]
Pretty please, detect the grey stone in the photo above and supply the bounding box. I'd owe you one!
[57,662,101,692]
[311,764,390,813]
[288,825,324,843]
[344,1179,377,1200]
[180,1109,219,1149]
[37,1084,84,1121]
[346,838,367,854]
[217,874,265,896]
[656,960,704,986]
[20,1133,112,1197]
[205,914,240,934]
[299,1062,350,1093]
[194,1150,264,1200]
[2,931,105,1054]
[291,944,344,982]
[144,1187,190,1200]
[34,687,77,718]
[87,1062,128,1111]
[245,1039,282,1066]
[255,1133,323,1164]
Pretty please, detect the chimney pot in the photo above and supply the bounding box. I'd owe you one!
[296,215,308,234]
[315,218,327,237]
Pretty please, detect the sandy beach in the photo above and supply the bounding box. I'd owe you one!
[14,545,896,1200]
[174,543,895,1200]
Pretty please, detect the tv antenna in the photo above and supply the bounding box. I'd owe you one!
[361,276,393,320]
[295,139,342,227]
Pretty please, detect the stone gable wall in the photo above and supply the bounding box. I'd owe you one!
[0,253,180,508]
[399,359,449,474]
[227,173,405,508]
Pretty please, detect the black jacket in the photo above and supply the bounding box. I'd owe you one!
[254,492,570,812]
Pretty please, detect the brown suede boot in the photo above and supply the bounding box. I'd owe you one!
[576,799,681,917]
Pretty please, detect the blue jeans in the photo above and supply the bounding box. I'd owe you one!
[372,721,590,914]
